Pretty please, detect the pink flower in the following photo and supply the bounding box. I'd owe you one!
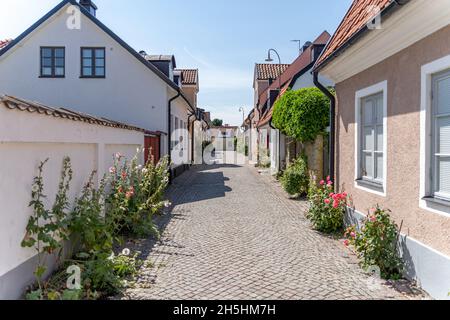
[333,200,339,209]
[115,152,123,160]
[121,171,127,179]
[327,181,333,186]
[369,215,376,222]
[344,240,350,247]
[342,192,348,197]
[109,167,116,174]
[326,176,331,182]
[329,193,335,198]
[320,180,325,186]
[118,186,124,194]
[324,199,331,205]
[350,232,356,239]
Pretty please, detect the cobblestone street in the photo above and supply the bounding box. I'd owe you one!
[121,164,424,300]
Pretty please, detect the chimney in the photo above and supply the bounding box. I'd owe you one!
[79,0,97,16]
[302,41,312,53]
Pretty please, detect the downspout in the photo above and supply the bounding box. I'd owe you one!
[269,119,281,173]
[313,71,336,185]
[188,112,197,164]
[168,92,181,181]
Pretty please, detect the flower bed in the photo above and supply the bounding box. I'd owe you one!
[21,150,170,300]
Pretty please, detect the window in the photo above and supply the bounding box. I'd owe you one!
[40,47,65,78]
[360,93,384,184]
[355,81,387,196]
[81,47,105,78]
[431,70,450,201]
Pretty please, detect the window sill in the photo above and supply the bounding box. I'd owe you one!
[79,76,106,79]
[39,76,65,79]
[355,179,384,193]
[422,196,450,208]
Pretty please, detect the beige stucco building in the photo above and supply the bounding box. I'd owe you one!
[315,0,450,299]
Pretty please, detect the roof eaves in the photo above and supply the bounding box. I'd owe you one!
[0,0,179,92]
[314,0,404,72]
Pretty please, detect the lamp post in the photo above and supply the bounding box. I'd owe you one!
[265,48,283,173]
[239,107,245,130]
[265,48,282,90]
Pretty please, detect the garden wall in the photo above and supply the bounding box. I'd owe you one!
[0,98,144,299]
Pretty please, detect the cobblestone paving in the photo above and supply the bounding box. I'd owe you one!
[120,164,426,300]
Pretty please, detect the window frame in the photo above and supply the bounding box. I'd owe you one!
[431,70,450,201]
[354,81,388,197]
[420,55,450,217]
[40,46,65,78]
[80,47,106,78]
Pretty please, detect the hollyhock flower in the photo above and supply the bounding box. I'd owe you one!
[333,200,339,209]
[327,176,331,182]
[350,232,356,239]
[369,215,376,222]
[109,167,116,174]
[121,171,127,179]
[115,152,123,160]
[327,180,333,186]
[126,191,133,199]
[344,240,350,247]
[329,193,335,198]
[324,199,331,204]
[320,180,325,186]
[343,192,348,198]
[118,186,124,194]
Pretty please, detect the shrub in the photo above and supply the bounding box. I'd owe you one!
[105,152,170,238]
[345,206,403,279]
[307,176,347,233]
[272,87,330,143]
[280,156,309,196]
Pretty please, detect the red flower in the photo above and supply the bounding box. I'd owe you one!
[344,240,350,247]
[324,199,331,205]
[118,186,124,194]
[121,171,127,179]
[329,193,335,198]
[333,200,339,209]
[320,180,325,186]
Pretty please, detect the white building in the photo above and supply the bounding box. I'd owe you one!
[0,0,198,174]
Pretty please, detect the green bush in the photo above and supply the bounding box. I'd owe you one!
[272,87,330,143]
[307,176,347,233]
[345,206,403,279]
[280,156,309,196]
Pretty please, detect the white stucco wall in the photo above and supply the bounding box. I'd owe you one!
[0,3,172,134]
[291,67,334,90]
[0,106,144,285]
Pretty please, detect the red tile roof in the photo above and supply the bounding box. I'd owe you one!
[177,69,198,85]
[255,64,290,81]
[256,31,331,128]
[316,0,392,69]
[0,39,13,51]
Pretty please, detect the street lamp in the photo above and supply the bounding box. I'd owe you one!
[239,107,245,129]
[265,48,282,90]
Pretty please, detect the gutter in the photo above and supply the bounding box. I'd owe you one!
[313,71,336,186]
[269,119,282,173]
[188,112,197,164]
[314,0,409,72]
[168,92,181,173]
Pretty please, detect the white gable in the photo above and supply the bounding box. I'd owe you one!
[0,2,173,133]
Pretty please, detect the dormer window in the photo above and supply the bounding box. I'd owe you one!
[40,47,65,78]
[81,47,105,78]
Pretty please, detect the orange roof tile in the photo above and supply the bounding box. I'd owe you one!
[255,64,290,81]
[316,0,392,69]
[177,69,198,85]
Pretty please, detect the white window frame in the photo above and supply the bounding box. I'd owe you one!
[420,55,450,217]
[354,81,388,197]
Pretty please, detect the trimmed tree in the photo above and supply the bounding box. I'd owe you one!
[272,87,330,143]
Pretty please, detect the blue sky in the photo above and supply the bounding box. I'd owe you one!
[0,0,352,125]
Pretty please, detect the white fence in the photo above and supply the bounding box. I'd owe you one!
[0,97,144,299]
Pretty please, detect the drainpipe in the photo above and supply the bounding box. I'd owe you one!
[313,71,336,185]
[168,92,181,181]
[188,112,197,164]
[269,119,281,173]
